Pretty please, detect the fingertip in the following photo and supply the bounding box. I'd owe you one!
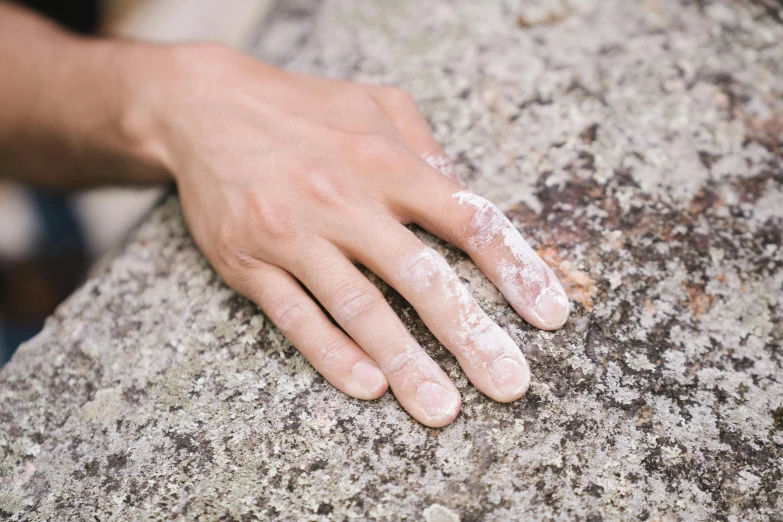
[350,359,389,400]
[416,381,462,427]
[533,288,571,330]
[488,355,531,402]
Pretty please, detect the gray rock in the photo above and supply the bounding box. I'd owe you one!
[2,0,782,520]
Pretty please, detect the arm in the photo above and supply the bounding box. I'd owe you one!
[0,1,570,427]
[0,1,167,187]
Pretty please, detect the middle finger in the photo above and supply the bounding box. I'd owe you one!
[339,218,531,403]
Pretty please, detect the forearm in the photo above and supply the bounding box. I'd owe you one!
[0,2,170,188]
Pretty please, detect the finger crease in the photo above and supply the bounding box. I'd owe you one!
[383,346,425,379]
[319,337,351,366]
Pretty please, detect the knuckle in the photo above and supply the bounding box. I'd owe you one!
[354,132,400,162]
[247,198,296,241]
[357,87,387,112]
[454,191,509,249]
[272,298,315,332]
[318,337,352,366]
[382,347,426,380]
[423,152,458,180]
[331,282,385,325]
[398,246,450,291]
[298,169,350,208]
[344,84,371,101]
[214,226,256,271]
[337,86,385,116]
[461,317,498,355]
[380,86,415,105]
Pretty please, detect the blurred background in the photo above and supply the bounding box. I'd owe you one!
[0,0,274,365]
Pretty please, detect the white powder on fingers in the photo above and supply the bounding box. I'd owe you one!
[332,287,383,325]
[397,244,524,371]
[381,336,461,422]
[453,190,508,250]
[423,153,459,182]
[453,190,546,278]
[382,341,433,380]
[398,246,448,292]
[536,286,571,323]
[453,190,569,326]
[454,315,523,369]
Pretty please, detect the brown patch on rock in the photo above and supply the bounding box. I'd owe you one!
[746,113,783,156]
[537,246,597,310]
[688,188,724,216]
[682,282,714,317]
[636,406,654,428]
[579,123,600,143]
[516,2,573,28]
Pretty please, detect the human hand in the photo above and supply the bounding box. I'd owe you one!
[140,44,570,427]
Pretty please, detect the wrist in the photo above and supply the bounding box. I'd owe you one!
[98,39,174,184]
[112,41,283,186]
[121,42,270,185]
[31,36,175,186]
[0,4,171,188]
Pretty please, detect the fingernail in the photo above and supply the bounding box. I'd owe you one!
[490,356,530,397]
[417,381,460,421]
[535,288,570,329]
[352,360,386,395]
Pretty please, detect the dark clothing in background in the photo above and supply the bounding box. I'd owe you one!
[12,0,100,34]
[0,0,101,365]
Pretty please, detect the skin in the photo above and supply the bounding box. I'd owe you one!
[0,2,570,427]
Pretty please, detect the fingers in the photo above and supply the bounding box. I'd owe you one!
[369,86,460,183]
[452,191,570,330]
[344,219,531,403]
[239,261,389,400]
[391,170,570,331]
[284,242,462,427]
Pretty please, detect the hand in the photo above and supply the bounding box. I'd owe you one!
[141,44,570,427]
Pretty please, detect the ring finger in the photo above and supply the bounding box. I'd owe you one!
[341,219,531,403]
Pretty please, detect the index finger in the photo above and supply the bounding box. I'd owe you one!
[393,165,570,330]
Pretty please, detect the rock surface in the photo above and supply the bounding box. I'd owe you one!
[2,0,783,520]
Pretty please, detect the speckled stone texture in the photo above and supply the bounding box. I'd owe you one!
[2,0,783,520]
